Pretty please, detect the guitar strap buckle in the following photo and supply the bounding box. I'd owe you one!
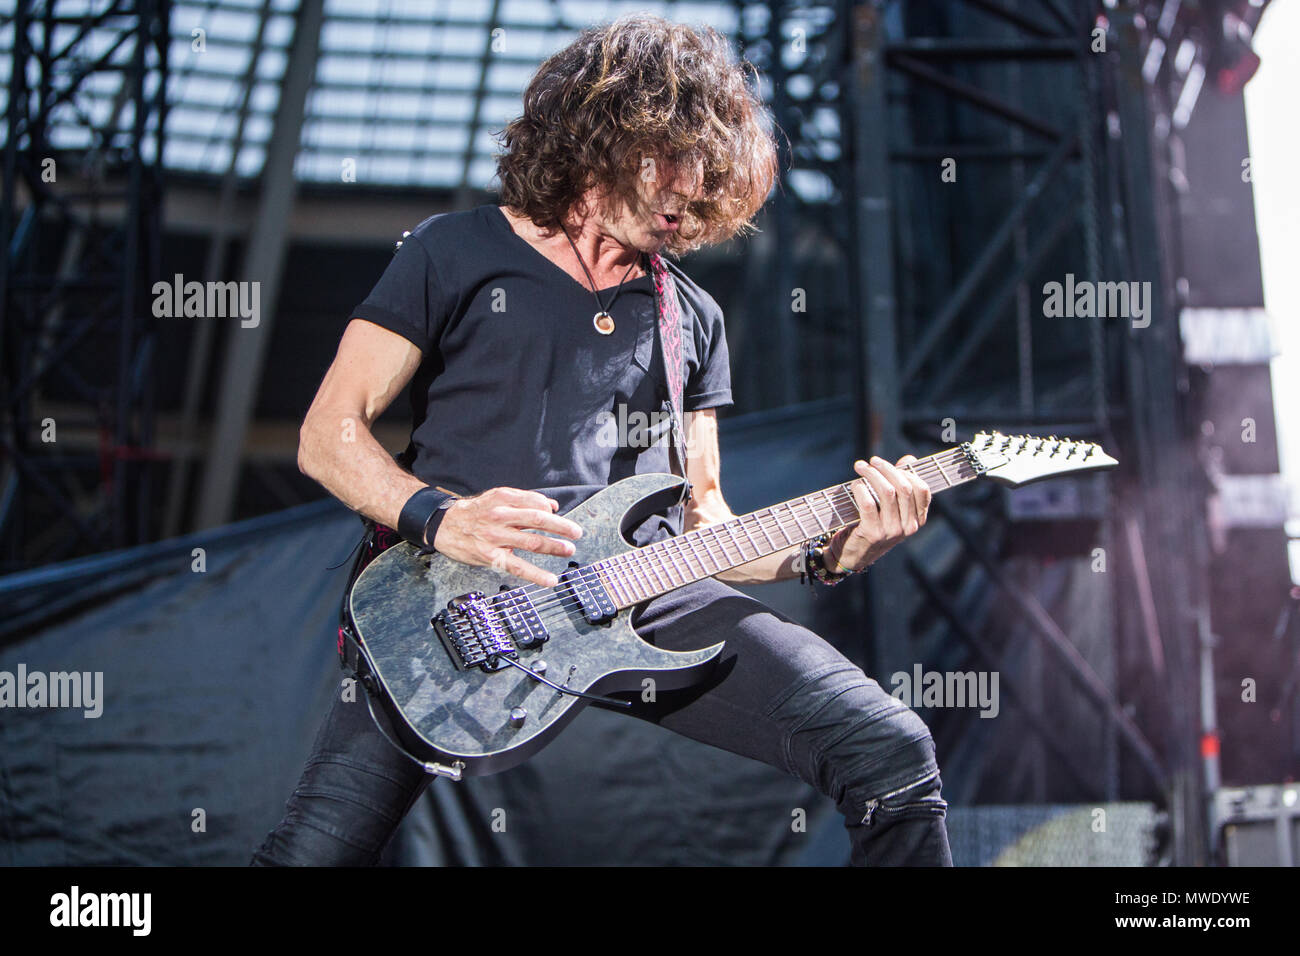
[341,628,385,707]
[337,615,377,697]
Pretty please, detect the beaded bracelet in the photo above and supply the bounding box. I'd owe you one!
[801,532,858,587]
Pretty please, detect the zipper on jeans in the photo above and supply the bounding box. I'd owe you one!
[860,769,941,826]
[862,799,880,827]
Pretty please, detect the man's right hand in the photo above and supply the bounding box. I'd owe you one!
[432,487,583,588]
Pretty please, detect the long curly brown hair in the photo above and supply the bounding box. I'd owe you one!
[494,15,777,255]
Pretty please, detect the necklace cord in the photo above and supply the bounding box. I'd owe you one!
[560,224,640,316]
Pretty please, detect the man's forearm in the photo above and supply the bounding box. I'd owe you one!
[298,410,427,532]
[684,487,806,584]
[714,545,804,584]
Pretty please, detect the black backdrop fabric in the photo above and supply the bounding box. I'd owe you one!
[0,400,863,865]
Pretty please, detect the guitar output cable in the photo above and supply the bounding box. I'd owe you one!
[496,654,632,707]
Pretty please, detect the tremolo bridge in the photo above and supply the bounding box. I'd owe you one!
[432,589,548,672]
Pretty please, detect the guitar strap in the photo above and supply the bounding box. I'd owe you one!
[646,252,689,489]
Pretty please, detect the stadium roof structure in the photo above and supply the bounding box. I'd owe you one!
[1,0,753,191]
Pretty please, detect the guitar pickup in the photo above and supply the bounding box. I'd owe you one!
[558,568,617,625]
[493,589,549,647]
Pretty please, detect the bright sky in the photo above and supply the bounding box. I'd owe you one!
[1242,0,1299,582]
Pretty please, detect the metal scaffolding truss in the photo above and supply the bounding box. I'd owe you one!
[1,0,169,569]
[733,0,1226,861]
[846,0,1114,710]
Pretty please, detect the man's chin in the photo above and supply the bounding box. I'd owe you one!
[642,232,674,254]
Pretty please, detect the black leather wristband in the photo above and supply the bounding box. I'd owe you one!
[397,487,454,550]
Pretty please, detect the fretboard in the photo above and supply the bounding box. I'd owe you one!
[592,446,980,608]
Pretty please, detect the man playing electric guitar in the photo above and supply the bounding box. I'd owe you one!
[252,14,951,867]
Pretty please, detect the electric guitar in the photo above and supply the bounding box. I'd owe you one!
[347,431,1117,779]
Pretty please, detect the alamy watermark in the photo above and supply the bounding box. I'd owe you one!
[1042,273,1151,329]
[50,886,150,935]
[152,274,260,328]
[0,664,103,718]
[890,665,999,718]
[596,404,673,449]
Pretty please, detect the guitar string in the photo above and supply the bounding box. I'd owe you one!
[507,450,975,619]
[495,490,952,627]
[515,451,964,598]
[497,449,975,622]
[486,439,1085,627]
[540,449,972,603]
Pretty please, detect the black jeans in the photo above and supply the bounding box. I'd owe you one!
[251,576,951,866]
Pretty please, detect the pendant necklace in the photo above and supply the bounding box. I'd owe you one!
[560,225,640,335]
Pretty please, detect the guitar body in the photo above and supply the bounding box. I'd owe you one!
[348,472,725,778]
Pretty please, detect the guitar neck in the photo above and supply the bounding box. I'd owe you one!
[592,445,980,609]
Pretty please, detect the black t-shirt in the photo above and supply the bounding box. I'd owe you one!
[349,204,733,546]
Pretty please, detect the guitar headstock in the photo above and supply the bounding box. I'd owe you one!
[964,431,1118,486]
